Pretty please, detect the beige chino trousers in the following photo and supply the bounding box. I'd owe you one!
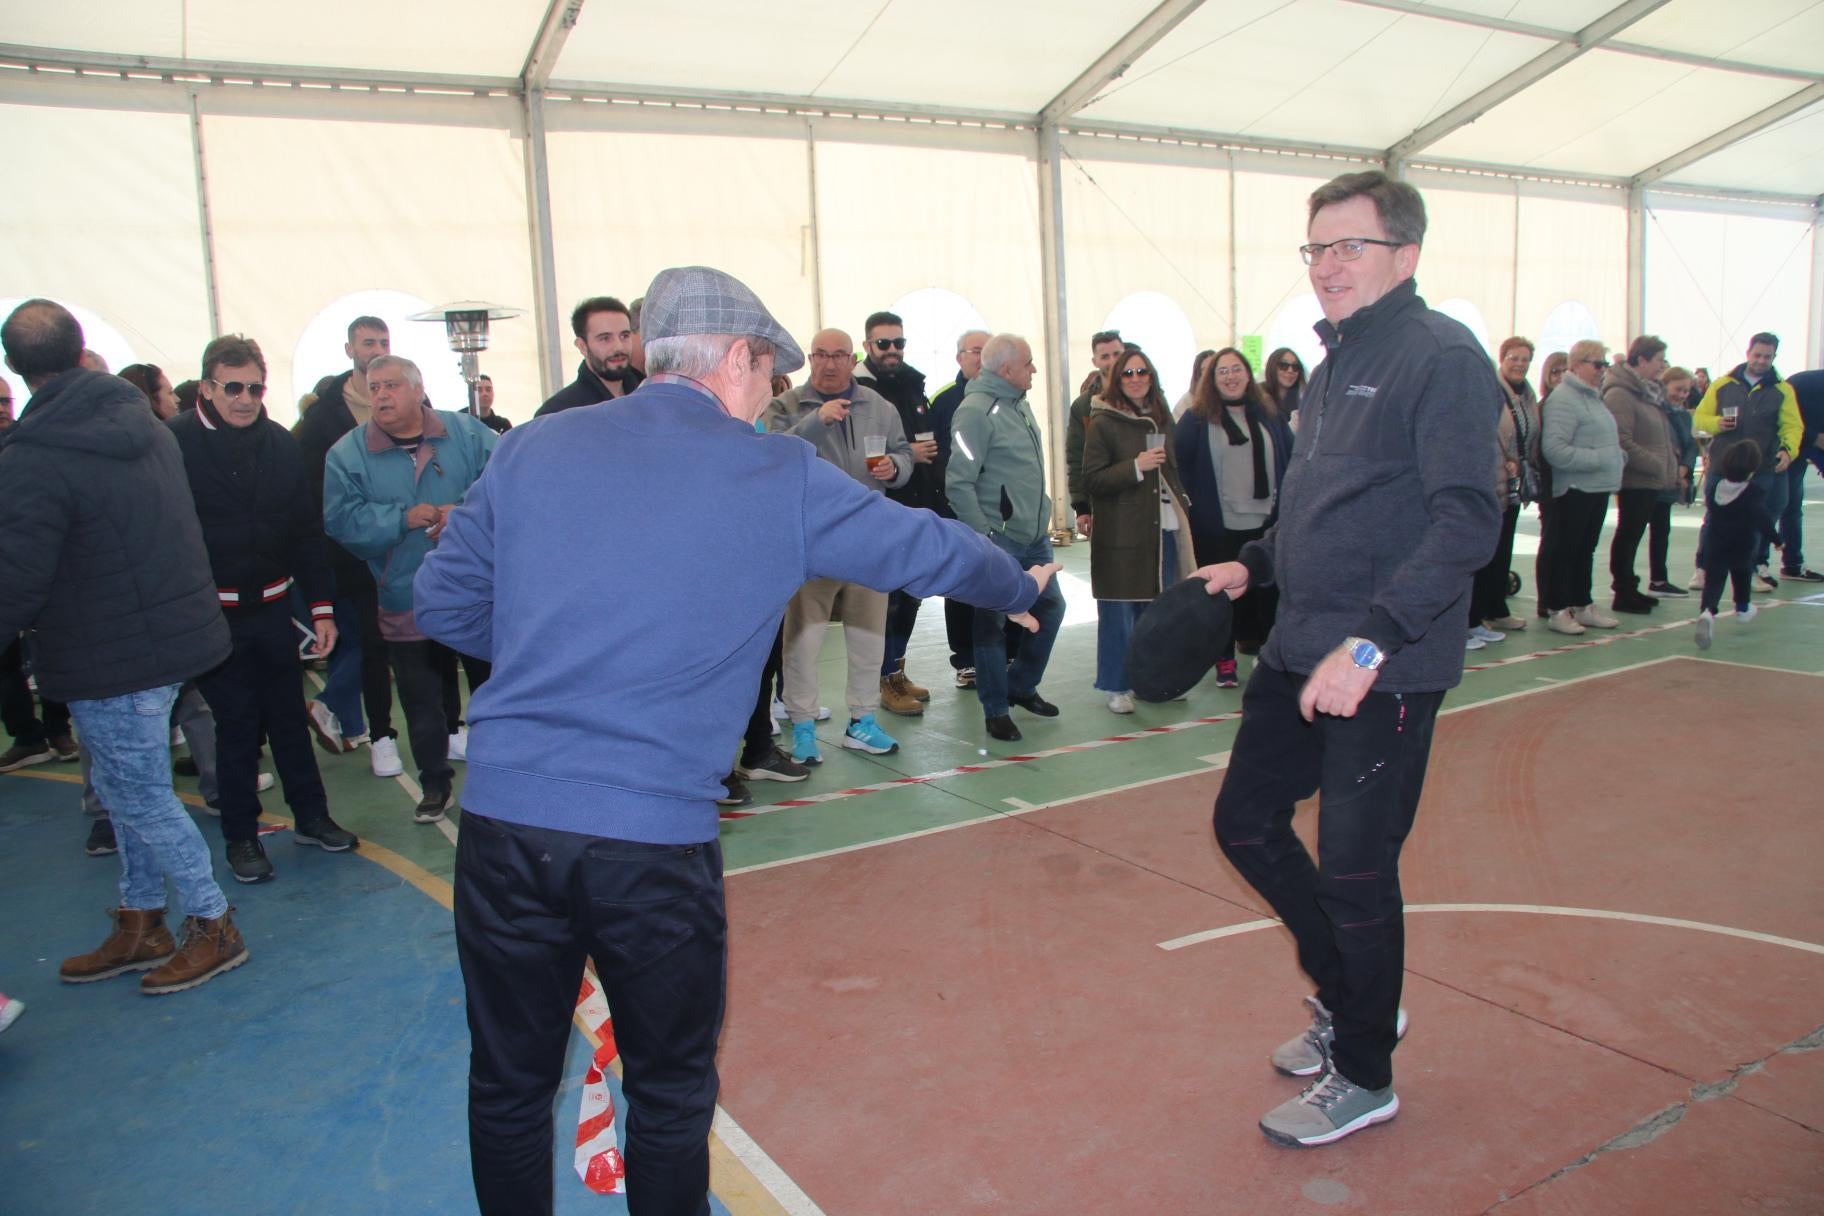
[782,578,887,724]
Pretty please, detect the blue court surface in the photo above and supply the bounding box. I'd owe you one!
[0,776,731,1216]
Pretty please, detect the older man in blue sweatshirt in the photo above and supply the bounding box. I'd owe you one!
[1196,171,1502,1149]
[413,266,1056,1216]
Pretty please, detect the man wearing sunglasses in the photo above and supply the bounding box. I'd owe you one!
[0,299,248,995]
[853,310,942,717]
[1193,171,1502,1148]
[172,336,358,883]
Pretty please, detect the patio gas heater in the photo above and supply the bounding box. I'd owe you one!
[408,300,525,416]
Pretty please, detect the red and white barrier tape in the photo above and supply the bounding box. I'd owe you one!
[574,970,626,1195]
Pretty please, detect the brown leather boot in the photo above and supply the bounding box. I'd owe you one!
[897,661,930,702]
[140,909,249,995]
[60,907,177,983]
[878,673,923,717]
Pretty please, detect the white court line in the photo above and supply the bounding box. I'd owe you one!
[1673,655,1824,679]
[1003,797,1036,810]
[1198,752,1232,766]
[1158,904,1824,957]
[711,1107,828,1216]
[727,657,1683,880]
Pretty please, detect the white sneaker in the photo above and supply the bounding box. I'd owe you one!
[1736,602,1758,623]
[306,699,344,754]
[369,736,403,778]
[1574,604,1619,629]
[1547,609,1586,635]
[448,727,468,762]
[1107,691,1135,714]
[769,698,787,721]
[814,705,832,722]
[255,772,274,793]
[1469,624,1505,643]
[1687,569,1705,589]
[1465,635,1485,650]
[1694,610,1714,650]
[1753,567,1778,593]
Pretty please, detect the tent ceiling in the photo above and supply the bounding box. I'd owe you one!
[4,0,1821,200]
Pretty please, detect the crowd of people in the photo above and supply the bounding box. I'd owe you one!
[2,163,1821,1210]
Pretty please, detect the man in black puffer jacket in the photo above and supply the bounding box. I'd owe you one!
[171,334,360,884]
[0,299,247,996]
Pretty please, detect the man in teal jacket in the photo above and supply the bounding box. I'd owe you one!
[324,354,496,821]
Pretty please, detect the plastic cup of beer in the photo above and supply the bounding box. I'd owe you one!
[915,431,935,444]
[865,434,890,473]
[1145,433,1165,451]
[1721,404,1738,424]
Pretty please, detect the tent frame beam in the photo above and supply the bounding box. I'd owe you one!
[1385,0,1671,171]
[523,0,584,89]
[1631,81,1824,187]
[1039,0,1209,127]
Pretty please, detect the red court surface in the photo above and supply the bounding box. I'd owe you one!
[715,659,1824,1214]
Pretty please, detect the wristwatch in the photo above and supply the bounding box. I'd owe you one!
[1343,637,1385,671]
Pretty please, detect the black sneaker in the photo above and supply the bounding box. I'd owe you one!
[1645,581,1689,597]
[1783,566,1824,582]
[1008,691,1059,718]
[49,733,80,761]
[225,838,275,884]
[0,741,53,772]
[716,775,753,807]
[84,817,118,857]
[737,746,810,783]
[292,816,358,852]
[985,714,1023,742]
[414,784,452,824]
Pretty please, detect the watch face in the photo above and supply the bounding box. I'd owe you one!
[1351,640,1379,668]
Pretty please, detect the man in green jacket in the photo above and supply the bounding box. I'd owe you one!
[946,334,1067,743]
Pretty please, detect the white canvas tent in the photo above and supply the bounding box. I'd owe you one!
[3,0,1820,514]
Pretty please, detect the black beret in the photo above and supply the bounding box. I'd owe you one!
[1128,577,1235,702]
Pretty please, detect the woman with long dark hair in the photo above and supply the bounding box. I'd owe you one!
[119,363,179,420]
[1173,349,1216,420]
[1263,347,1306,421]
[1468,337,1541,646]
[1173,347,1293,687]
[1081,345,1193,713]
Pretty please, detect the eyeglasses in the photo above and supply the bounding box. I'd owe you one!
[871,337,907,351]
[1299,237,1405,265]
[210,378,267,400]
[1583,359,1610,370]
[1120,367,1151,378]
[809,351,851,362]
[1214,366,1248,377]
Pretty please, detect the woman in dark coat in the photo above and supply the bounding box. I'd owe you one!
[1172,348,1293,687]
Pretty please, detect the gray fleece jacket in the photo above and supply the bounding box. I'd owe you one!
[1238,279,1502,693]
[762,381,911,491]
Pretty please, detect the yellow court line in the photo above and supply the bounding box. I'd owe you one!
[4,766,791,1215]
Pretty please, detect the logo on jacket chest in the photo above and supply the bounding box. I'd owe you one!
[1344,384,1379,399]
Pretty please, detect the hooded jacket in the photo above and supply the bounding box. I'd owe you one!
[946,369,1053,546]
[1602,362,1678,492]
[0,368,230,701]
[1082,399,1195,600]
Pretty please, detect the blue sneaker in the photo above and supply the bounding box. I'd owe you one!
[791,720,822,766]
[841,714,898,755]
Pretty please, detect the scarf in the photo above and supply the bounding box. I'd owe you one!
[1217,401,1269,499]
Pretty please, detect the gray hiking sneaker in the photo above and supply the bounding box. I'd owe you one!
[1260,1067,1400,1146]
[1270,995,1410,1076]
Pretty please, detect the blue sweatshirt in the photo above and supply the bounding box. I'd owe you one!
[412,377,1039,844]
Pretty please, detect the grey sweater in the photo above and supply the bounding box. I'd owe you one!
[762,381,911,491]
[1238,280,1502,693]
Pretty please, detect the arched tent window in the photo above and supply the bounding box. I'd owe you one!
[290,290,473,429]
[888,287,988,394]
[1264,293,1326,381]
[1102,292,1196,404]
[0,297,136,407]
[1537,301,1601,361]
[1435,298,1494,359]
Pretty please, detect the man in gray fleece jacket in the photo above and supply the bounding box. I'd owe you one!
[1196,171,1502,1149]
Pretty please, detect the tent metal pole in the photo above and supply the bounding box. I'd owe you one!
[805,122,824,332]
[1038,123,1072,532]
[1809,204,1824,368]
[522,89,563,400]
[1626,184,1647,339]
[1228,153,1239,348]
[187,89,222,337]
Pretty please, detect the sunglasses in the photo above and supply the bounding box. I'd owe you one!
[1120,367,1151,378]
[871,337,908,351]
[1584,359,1610,370]
[210,378,267,400]
[1278,361,1299,371]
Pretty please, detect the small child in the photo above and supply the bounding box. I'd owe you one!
[1695,439,1779,650]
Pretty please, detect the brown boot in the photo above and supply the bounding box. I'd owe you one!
[140,909,249,995]
[897,661,930,702]
[878,673,924,717]
[60,907,177,983]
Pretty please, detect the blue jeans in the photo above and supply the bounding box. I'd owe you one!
[1778,459,1808,570]
[972,533,1066,719]
[79,683,218,815]
[1094,531,1177,692]
[67,684,228,920]
[316,595,367,737]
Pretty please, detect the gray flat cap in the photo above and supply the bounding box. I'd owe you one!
[640,266,804,374]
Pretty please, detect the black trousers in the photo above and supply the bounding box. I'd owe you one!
[1533,496,1553,615]
[740,628,786,768]
[387,639,478,789]
[1470,504,1520,623]
[1213,662,1443,1091]
[342,567,398,740]
[435,644,491,731]
[944,599,976,670]
[195,601,329,841]
[1608,487,1657,594]
[454,811,725,1216]
[1646,498,1674,585]
[1544,489,1609,612]
[2,636,70,745]
[1192,525,1276,659]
